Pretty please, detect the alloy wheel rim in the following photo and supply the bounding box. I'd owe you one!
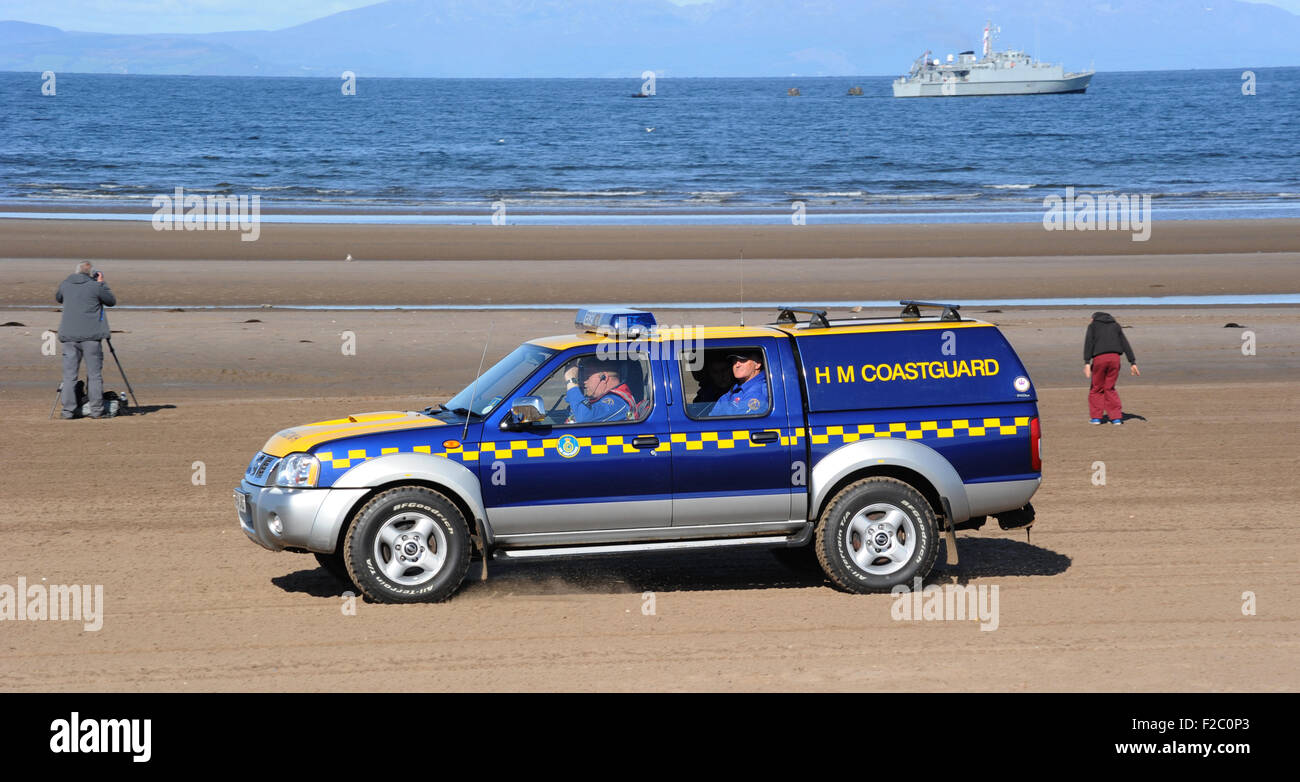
[373,512,448,586]
[845,502,917,575]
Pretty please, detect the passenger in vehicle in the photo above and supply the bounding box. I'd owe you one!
[692,357,734,405]
[706,351,769,417]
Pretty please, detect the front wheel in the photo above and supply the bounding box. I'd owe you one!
[343,486,471,603]
[815,477,939,593]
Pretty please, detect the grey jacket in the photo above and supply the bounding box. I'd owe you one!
[56,273,117,342]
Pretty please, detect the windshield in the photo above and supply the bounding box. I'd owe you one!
[444,343,557,417]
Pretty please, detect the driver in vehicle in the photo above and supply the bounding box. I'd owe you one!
[564,359,637,423]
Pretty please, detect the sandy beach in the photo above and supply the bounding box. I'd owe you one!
[0,219,1297,692]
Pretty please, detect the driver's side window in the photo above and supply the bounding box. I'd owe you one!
[528,352,652,426]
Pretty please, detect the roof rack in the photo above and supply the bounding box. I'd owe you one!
[899,300,963,321]
[775,307,830,329]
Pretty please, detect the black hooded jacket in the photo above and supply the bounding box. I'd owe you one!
[1084,312,1136,364]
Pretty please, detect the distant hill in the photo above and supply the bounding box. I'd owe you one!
[2,0,1298,77]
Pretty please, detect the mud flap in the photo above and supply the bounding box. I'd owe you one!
[472,517,490,581]
[940,498,959,566]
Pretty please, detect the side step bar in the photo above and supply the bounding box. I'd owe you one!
[494,532,808,560]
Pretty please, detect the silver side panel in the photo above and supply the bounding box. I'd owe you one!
[809,438,971,523]
[329,451,489,532]
[672,493,789,526]
[495,519,809,548]
[964,478,1041,517]
[497,533,806,559]
[791,491,809,522]
[489,499,672,535]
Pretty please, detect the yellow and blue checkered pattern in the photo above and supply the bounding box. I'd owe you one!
[314,416,1030,470]
[807,416,1032,444]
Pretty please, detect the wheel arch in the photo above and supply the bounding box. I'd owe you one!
[330,478,488,558]
[321,453,491,555]
[809,438,971,524]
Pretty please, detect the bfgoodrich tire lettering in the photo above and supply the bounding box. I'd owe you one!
[815,477,939,593]
[343,487,471,603]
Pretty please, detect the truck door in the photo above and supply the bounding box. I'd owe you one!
[478,349,673,537]
[667,336,798,526]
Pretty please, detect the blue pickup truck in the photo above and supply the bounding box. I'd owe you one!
[237,302,1041,602]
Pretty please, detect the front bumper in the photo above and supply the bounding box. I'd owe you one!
[235,478,368,553]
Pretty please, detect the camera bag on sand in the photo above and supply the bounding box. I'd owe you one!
[73,380,129,418]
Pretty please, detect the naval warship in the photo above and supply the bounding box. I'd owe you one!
[893,22,1093,97]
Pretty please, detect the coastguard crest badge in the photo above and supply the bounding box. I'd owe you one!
[557,433,581,459]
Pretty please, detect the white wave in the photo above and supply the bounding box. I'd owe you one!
[788,191,865,197]
[866,192,983,201]
[525,190,649,197]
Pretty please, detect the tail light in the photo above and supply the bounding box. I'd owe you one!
[1030,416,1042,472]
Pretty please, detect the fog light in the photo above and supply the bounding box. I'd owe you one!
[268,514,284,536]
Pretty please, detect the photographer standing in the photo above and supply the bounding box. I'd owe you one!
[56,262,116,419]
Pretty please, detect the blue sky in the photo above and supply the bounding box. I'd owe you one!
[0,0,709,34]
[0,0,1294,34]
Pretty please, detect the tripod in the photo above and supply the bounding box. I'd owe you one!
[106,337,139,407]
[48,337,139,418]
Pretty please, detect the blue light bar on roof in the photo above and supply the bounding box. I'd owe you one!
[575,307,657,336]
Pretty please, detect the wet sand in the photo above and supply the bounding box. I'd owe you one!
[2,216,1300,262]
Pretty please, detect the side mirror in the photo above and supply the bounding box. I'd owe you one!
[500,396,545,430]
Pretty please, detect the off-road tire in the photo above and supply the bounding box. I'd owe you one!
[343,486,471,603]
[313,550,353,587]
[815,477,939,593]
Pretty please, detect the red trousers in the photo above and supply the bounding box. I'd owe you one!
[1089,352,1122,420]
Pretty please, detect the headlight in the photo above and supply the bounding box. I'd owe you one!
[274,453,320,488]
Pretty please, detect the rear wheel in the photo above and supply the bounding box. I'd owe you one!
[343,486,471,603]
[815,477,939,593]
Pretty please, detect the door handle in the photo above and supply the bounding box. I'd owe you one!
[751,430,780,443]
[633,434,660,449]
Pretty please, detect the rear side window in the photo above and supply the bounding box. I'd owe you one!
[796,326,1031,412]
[678,346,772,420]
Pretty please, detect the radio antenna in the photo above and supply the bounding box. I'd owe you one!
[739,249,745,327]
[462,321,494,442]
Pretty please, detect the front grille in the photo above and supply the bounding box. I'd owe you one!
[245,453,279,484]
